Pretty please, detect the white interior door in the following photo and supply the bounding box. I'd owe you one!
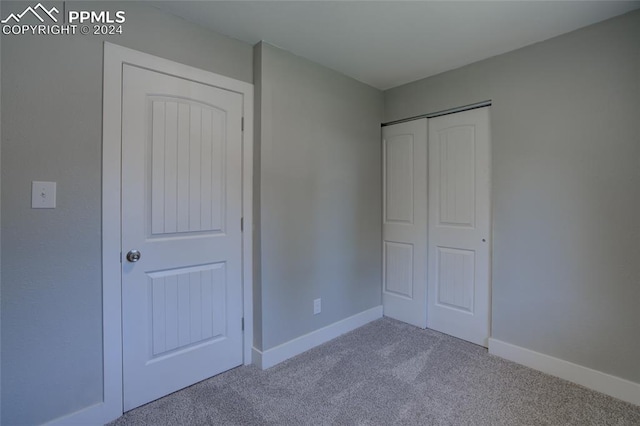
[427,107,491,347]
[121,64,244,410]
[382,119,428,328]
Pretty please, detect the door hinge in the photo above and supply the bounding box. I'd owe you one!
[241,217,244,232]
[241,117,244,131]
[241,317,245,331]
[119,251,122,263]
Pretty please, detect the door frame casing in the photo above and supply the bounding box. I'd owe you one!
[101,42,253,423]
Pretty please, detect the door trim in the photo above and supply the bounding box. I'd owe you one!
[381,100,492,127]
[101,42,253,423]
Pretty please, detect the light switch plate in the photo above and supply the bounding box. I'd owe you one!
[32,181,56,208]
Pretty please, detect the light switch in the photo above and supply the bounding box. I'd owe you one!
[32,181,56,208]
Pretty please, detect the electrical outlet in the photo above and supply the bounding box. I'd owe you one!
[313,298,321,315]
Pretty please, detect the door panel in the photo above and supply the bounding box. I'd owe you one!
[149,99,226,234]
[437,126,475,227]
[382,120,428,328]
[436,247,475,312]
[149,263,226,356]
[121,64,243,410]
[385,134,414,223]
[384,241,414,298]
[427,107,491,347]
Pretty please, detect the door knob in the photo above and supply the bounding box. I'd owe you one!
[126,249,141,262]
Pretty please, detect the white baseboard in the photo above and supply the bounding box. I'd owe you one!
[489,338,640,406]
[253,305,383,370]
[37,305,383,425]
[42,402,115,426]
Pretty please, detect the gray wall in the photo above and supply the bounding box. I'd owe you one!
[253,44,264,350]
[385,10,640,384]
[0,2,252,424]
[254,43,382,351]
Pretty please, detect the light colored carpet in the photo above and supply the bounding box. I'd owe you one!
[110,318,640,425]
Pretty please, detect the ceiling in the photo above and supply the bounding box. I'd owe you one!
[153,1,640,90]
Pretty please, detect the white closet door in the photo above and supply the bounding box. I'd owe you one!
[382,119,428,328]
[427,107,491,347]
